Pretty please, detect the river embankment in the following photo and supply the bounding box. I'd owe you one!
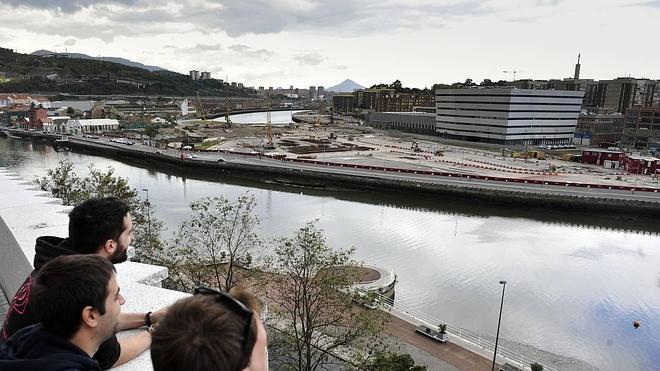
[4,128,660,216]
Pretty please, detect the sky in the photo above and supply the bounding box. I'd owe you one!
[0,0,658,89]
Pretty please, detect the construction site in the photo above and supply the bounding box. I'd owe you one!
[155,106,660,192]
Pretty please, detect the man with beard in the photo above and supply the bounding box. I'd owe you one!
[0,255,124,371]
[0,197,164,369]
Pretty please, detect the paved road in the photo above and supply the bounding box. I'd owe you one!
[72,136,660,204]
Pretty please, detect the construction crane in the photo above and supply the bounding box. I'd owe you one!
[502,69,524,82]
[195,91,206,124]
[315,101,324,127]
[266,99,273,148]
[224,98,232,128]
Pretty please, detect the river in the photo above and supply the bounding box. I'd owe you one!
[213,110,308,125]
[1,136,659,371]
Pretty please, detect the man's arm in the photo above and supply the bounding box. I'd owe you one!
[117,312,146,331]
[113,331,151,367]
[118,306,168,331]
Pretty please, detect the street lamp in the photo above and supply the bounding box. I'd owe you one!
[492,280,507,371]
[142,188,151,245]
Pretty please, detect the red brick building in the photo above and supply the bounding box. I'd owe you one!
[27,107,48,130]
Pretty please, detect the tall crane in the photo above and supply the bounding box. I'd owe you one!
[266,99,273,148]
[502,69,524,82]
[195,91,206,124]
[224,98,232,128]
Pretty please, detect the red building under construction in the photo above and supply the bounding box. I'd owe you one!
[581,149,624,168]
[623,155,660,175]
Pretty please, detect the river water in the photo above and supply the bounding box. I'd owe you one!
[213,110,307,125]
[1,136,659,371]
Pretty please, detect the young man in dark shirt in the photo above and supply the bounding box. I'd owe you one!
[0,197,165,369]
[0,255,124,371]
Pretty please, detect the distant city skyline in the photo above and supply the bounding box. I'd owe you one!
[0,0,658,88]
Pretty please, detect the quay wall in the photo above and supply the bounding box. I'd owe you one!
[57,138,660,217]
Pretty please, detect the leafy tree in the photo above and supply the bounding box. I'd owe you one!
[144,124,159,140]
[366,352,427,371]
[264,221,386,371]
[34,159,163,257]
[531,362,544,371]
[151,194,261,292]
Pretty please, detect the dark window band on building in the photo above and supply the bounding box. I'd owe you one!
[436,101,583,106]
[436,94,584,99]
[439,127,575,135]
[437,108,581,114]
[436,114,577,121]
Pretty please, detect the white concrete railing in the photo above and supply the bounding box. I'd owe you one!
[0,167,187,371]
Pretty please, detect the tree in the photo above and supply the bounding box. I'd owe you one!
[531,362,544,371]
[366,352,427,371]
[264,221,386,371]
[144,124,159,144]
[34,159,163,257]
[153,194,261,292]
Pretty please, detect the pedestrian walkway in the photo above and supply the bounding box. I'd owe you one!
[384,313,496,370]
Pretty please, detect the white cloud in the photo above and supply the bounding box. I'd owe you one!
[294,52,324,66]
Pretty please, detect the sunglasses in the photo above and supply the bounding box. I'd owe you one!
[193,287,254,364]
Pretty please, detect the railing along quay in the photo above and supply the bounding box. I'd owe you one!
[357,289,560,371]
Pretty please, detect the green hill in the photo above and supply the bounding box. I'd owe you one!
[0,47,255,97]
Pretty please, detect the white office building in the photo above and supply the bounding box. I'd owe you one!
[65,119,119,135]
[435,88,585,145]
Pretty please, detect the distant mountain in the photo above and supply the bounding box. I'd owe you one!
[326,79,365,93]
[30,49,166,72]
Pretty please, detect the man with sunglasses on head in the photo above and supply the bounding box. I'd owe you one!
[0,197,166,369]
[0,255,124,370]
[150,287,269,371]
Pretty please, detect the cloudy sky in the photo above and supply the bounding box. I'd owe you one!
[1,0,658,89]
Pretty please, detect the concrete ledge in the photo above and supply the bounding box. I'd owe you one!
[0,168,181,371]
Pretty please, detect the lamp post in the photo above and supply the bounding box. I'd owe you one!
[142,188,151,245]
[492,280,507,371]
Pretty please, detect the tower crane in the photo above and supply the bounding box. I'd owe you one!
[502,69,524,82]
[195,91,206,124]
[266,99,273,148]
[224,98,232,128]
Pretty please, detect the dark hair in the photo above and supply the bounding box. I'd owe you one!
[151,289,261,371]
[31,255,116,339]
[68,197,130,254]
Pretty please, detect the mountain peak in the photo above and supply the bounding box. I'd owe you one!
[327,79,365,93]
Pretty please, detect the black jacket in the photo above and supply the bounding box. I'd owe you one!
[0,236,121,369]
[0,324,101,371]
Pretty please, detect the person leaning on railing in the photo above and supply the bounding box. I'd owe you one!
[0,197,168,369]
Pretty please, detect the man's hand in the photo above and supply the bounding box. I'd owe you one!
[117,305,169,331]
[148,305,169,325]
